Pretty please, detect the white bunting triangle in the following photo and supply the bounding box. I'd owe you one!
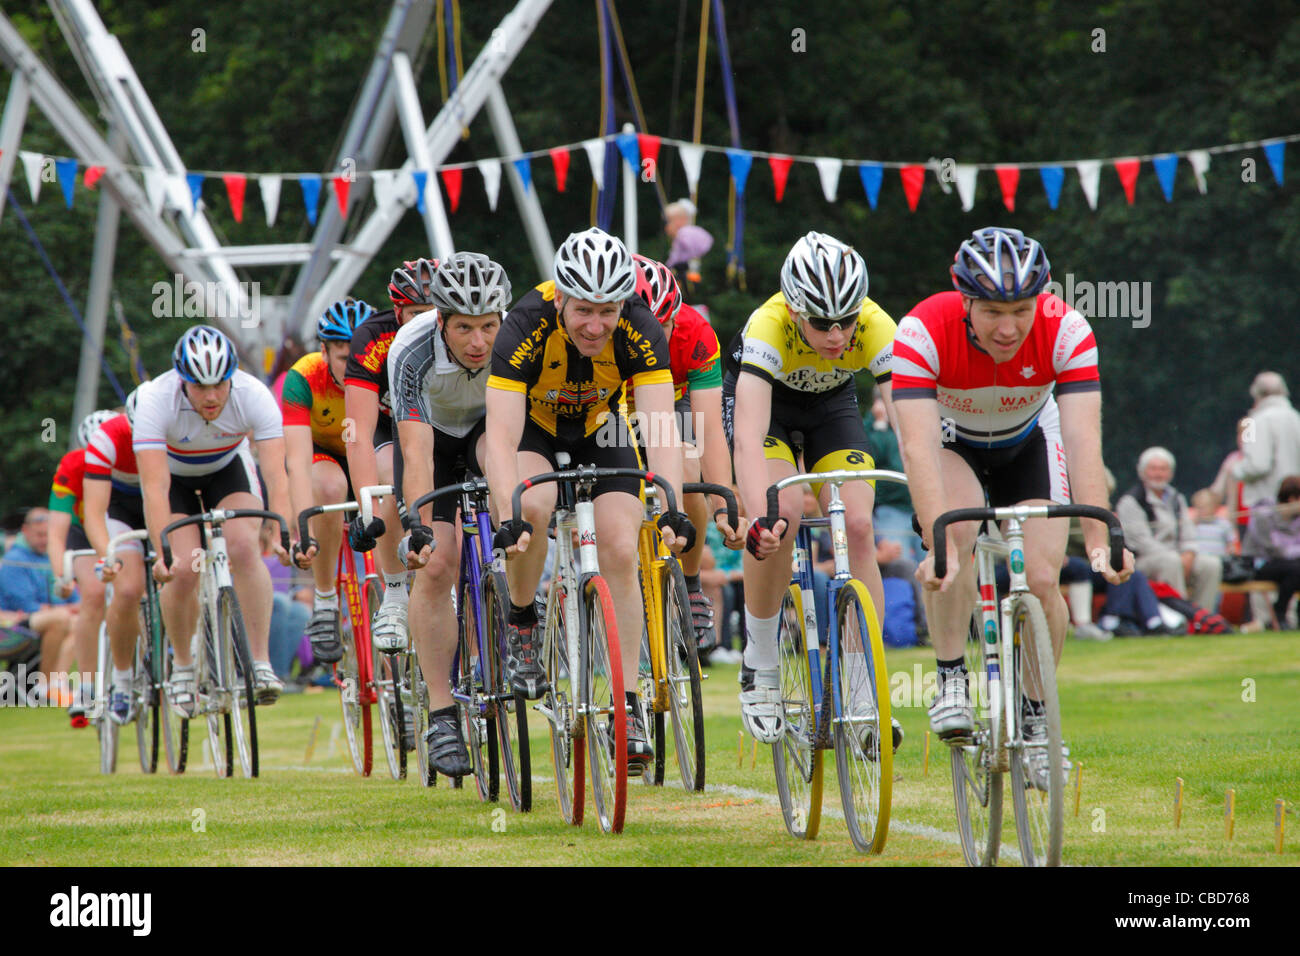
[477,160,502,212]
[955,165,979,211]
[20,151,43,203]
[259,174,282,227]
[1076,160,1102,210]
[582,139,606,192]
[371,169,398,208]
[814,157,842,202]
[677,143,705,198]
[142,168,167,216]
[1187,150,1210,194]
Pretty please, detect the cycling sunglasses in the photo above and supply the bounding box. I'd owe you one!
[802,312,858,334]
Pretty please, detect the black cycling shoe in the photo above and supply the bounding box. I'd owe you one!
[739,663,755,693]
[425,709,471,778]
[506,621,549,700]
[689,587,716,652]
[623,694,654,777]
[307,607,343,664]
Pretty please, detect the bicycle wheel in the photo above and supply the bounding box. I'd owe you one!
[135,631,159,774]
[485,569,530,812]
[951,616,1004,866]
[636,620,664,789]
[544,581,584,825]
[407,651,432,787]
[583,575,627,834]
[1008,594,1065,867]
[458,573,498,802]
[772,584,824,839]
[196,598,230,777]
[662,558,705,792]
[832,579,893,854]
[161,642,190,774]
[338,612,371,777]
[373,642,403,780]
[96,625,118,775]
[217,587,259,779]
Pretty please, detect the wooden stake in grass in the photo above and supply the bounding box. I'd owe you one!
[1174,777,1183,828]
[1074,762,1083,818]
[923,730,930,776]
[1276,799,1286,854]
[304,715,322,765]
[737,731,743,768]
[1225,788,1235,840]
[750,737,758,770]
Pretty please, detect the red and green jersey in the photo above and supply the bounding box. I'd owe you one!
[282,353,348,456]
[624,303,721,410]
[49,448,86,525]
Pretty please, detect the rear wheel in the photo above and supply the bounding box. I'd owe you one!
[219,587,258,779]
[663,559,705,792]
[1009,595,1064,867]
[134,628,159,774]
[951,616,1004,866]
[407,652,432,787]
[97,624,118,775]
[544,581,583,825]
[485,570,530,812]
[583,575,627,834]
[772,584,823,839]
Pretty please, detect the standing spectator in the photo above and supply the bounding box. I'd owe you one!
[864,389,922,563]
[0,508,76,699]
[1234,372,1300,511]
[1241,475,1300,629]
[1116,447,1222,611]
[1211,418,1252,537]
[663,199,713,294]
[1191,489,1237,558]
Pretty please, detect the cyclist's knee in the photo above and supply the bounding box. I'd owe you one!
[845,510,875,545]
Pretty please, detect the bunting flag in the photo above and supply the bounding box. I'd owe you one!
[768,156,793,202]
[582,139,606,191]
[223,173,247,222]
[858,162,883,209]
[637,134,661,177]
[332,175,351,218]
[439,168,461,213]
[1114,158,1140,205]
[183,171,204,213]
[615,132,639,171]
[1039,165,1065,210]
[1152,154,1178,202]
[259,174,281,226]
[1187,150,1210,193]
[549,147,571,192]
[814,157,842,202]
[477,160,502,211]
[512,156,532,193]
[84,165,105,190]
[411,170,428,214]
[1077,160,1102,210]
[143,168,167,215]
[899,165,925,211]
[56,159,77,208]
[20,151,43,203]
[300,174,322,225]
[677,143,704,197]
[995,165,1020,212]
[954,165,978,211]
[1263,140,1286,185]
[727,150,752,194]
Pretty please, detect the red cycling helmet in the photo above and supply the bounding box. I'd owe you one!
[388,257,440,310]
[632,254,683,325]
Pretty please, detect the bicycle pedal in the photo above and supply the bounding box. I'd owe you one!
[69,715,89,729]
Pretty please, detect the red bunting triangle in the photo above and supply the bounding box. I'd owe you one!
[222,173,247,222]
[1114,158,1140,205]
[440,168,463,213]
[899,165,925,211]
[84,165,106,190]
[769,156,794,202]
[995,165,1020,212]
[549,147,571,193]
[636,134,661,178]
[332,176,351,218]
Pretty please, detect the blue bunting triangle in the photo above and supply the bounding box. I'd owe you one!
[1038,166,1065,210]
[858,163,882,209]
[185,172,204,213]
[615,133,640,170]
[512,157,532,193]
[1152,154,1178,201]
[56,158,78,208]
[1263,140,1286,185]
[727,149,752,194]
[411,170,427,214]
[299,175,322,225]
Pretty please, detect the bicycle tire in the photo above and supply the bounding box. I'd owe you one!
[636,625,664,789]
[338,612,370,777]
[951,616,1004,866]
[161,623,189,775]
[97,624,118,775]
[373,641,403,781]
[218,587,259,779]
[408,652,433,787]
[772,584,824,839]
[662,557,705,792]
[831,579,893,854]
[458,573,498,802]
[583,574,627,834]
[544,580,584,825]
[1008,594,1065,867]
[484,569,530,812]
[135,624,159,774]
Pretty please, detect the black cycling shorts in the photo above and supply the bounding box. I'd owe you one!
[167,450,266,515]
[396,417,488,525]
[943,421,1070,508]
[517,416,642,499]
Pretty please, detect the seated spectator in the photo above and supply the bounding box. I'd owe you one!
[1191,489,1237,557]
[1116,447,1222,611]
[1240,475,1300,629]
[0,508,76,699]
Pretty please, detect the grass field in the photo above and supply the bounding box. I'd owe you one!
[2,633,1297,867]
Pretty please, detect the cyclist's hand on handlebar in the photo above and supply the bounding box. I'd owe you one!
[1094,546,1135,586]
[98,558,123,583]
[657,511,696,554]
[745,515,788,560]
[713,509,748,550]
[402,524,435,569]
[916,545,961,592]
[54,575,76,599]
[292,538,317,569]
[348,514,386,553]
[493,519,532,556]
[152,555,174,585]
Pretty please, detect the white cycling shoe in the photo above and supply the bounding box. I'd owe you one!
[928,675,974,739]
[372,601,409,653]
[739,668,785,744]
[847,695,904,756]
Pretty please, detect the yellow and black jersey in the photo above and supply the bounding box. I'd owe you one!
[488,281,673,440]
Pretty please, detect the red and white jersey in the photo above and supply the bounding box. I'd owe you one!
[133,369,283,476]
[84,413,140,493]
[891,291,1100,448]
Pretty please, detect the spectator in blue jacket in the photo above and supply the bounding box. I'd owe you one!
[0,508,76,696]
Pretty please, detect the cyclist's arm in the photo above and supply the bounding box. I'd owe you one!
[343,384,381,497]
[1058,389,1132,582]
[484,385,527,528]
[45,508,72,587]
[254,436,293,542]
[893,395,947,553]
[633,378,685,512]
[397,419,436,528]
[82,479,112,558]
[137,448,174,565]
[732,371,775,523]
[283,424,315,548]
[689,386,734,514]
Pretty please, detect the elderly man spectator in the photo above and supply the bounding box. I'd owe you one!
[1117,447,1222,611]
[0,508,76,698]
[1241,475,1300,629]
[663,199,713,291]
[1234,372,1300,511]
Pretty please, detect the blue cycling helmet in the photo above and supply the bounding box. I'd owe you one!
[173,325,237,385]
[951,227,1051,301]
[318,299,375,342]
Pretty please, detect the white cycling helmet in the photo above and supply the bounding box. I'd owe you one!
[779,231,869,319]
[429,252,512,316]
[77,409,115,449]
[553,228,637,304]
[173,325,237,385]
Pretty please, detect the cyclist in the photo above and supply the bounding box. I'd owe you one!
[83,390,149,723]
[284,299,375,662]
[891,226,1133,789]
[625,255,745,649]
[134,325,293,714]
[389,252,511,778]
[484,227,695,776]
[724,231,901,752]
[47,408,116,723]
[342,260,440,660]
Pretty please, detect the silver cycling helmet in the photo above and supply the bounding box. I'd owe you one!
[552,227,637,303]
[429,252,512,316]
[779,231,869,319]
[173,325,237,385]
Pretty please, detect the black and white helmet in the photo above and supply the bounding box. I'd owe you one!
[779,231,869,319]
[77,409,115,449]
[552,228,637,304]
[125,387,141,427]
[173,325,237,385]
[429,252,512,316]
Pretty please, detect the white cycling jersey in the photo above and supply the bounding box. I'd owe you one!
[387,310,488,439]
[132,369,282,476]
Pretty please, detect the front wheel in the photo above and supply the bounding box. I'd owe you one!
[134,631,159,774]
[543,581,583,825]
[484,570,530,812]
[373,643,403,780]
[662,559,705,792]
[583,575,627,834]
[1009,594,1065,867]
[951,616,1003,866]
[772,584,823,839]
